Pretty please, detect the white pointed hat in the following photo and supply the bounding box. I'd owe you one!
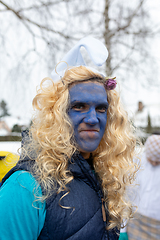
[51,36,108,82]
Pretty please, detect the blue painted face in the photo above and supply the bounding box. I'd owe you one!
[68,82,108,157]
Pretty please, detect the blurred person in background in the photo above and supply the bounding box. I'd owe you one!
[120,134,160,240]
[0,37,139,240]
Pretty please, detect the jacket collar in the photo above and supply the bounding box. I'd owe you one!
[69,152,103,198]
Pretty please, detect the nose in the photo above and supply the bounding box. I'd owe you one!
[83,108,99,125]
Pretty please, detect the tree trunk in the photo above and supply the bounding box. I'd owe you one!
[103,0,112,76]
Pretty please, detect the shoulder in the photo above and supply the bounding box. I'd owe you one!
[3,170,39,190]
[1,170,43,203]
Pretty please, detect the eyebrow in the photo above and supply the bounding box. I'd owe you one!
[70,101,109,107]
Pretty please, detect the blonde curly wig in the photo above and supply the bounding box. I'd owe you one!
[24,66,139,230]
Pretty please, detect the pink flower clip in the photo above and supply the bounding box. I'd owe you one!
[105,78,117,90]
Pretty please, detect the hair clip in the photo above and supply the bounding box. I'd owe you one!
[60,76,65,85]
[55,61,68,85]
[105,77,117,90]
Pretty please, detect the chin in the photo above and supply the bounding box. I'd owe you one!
[79,145,99,153]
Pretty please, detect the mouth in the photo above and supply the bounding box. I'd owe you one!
[78,129,100,139]
[79,129,99,133]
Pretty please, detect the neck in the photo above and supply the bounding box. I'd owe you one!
[80,152,91,159]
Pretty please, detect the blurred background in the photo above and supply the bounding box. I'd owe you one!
[0,0,160,153]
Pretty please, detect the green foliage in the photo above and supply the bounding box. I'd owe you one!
[12,124,22,133]
[146,113,152,133]
[0,100,10,118]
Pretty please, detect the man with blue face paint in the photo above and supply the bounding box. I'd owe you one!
[0,37,139,240]
[68,82,108,159]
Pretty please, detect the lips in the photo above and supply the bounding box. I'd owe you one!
[79,128,99,133]
[78,129,100,139]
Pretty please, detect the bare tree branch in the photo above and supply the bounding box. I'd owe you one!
[114,0,146,34]
[0,0,159,87]
[0,0,74,39]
